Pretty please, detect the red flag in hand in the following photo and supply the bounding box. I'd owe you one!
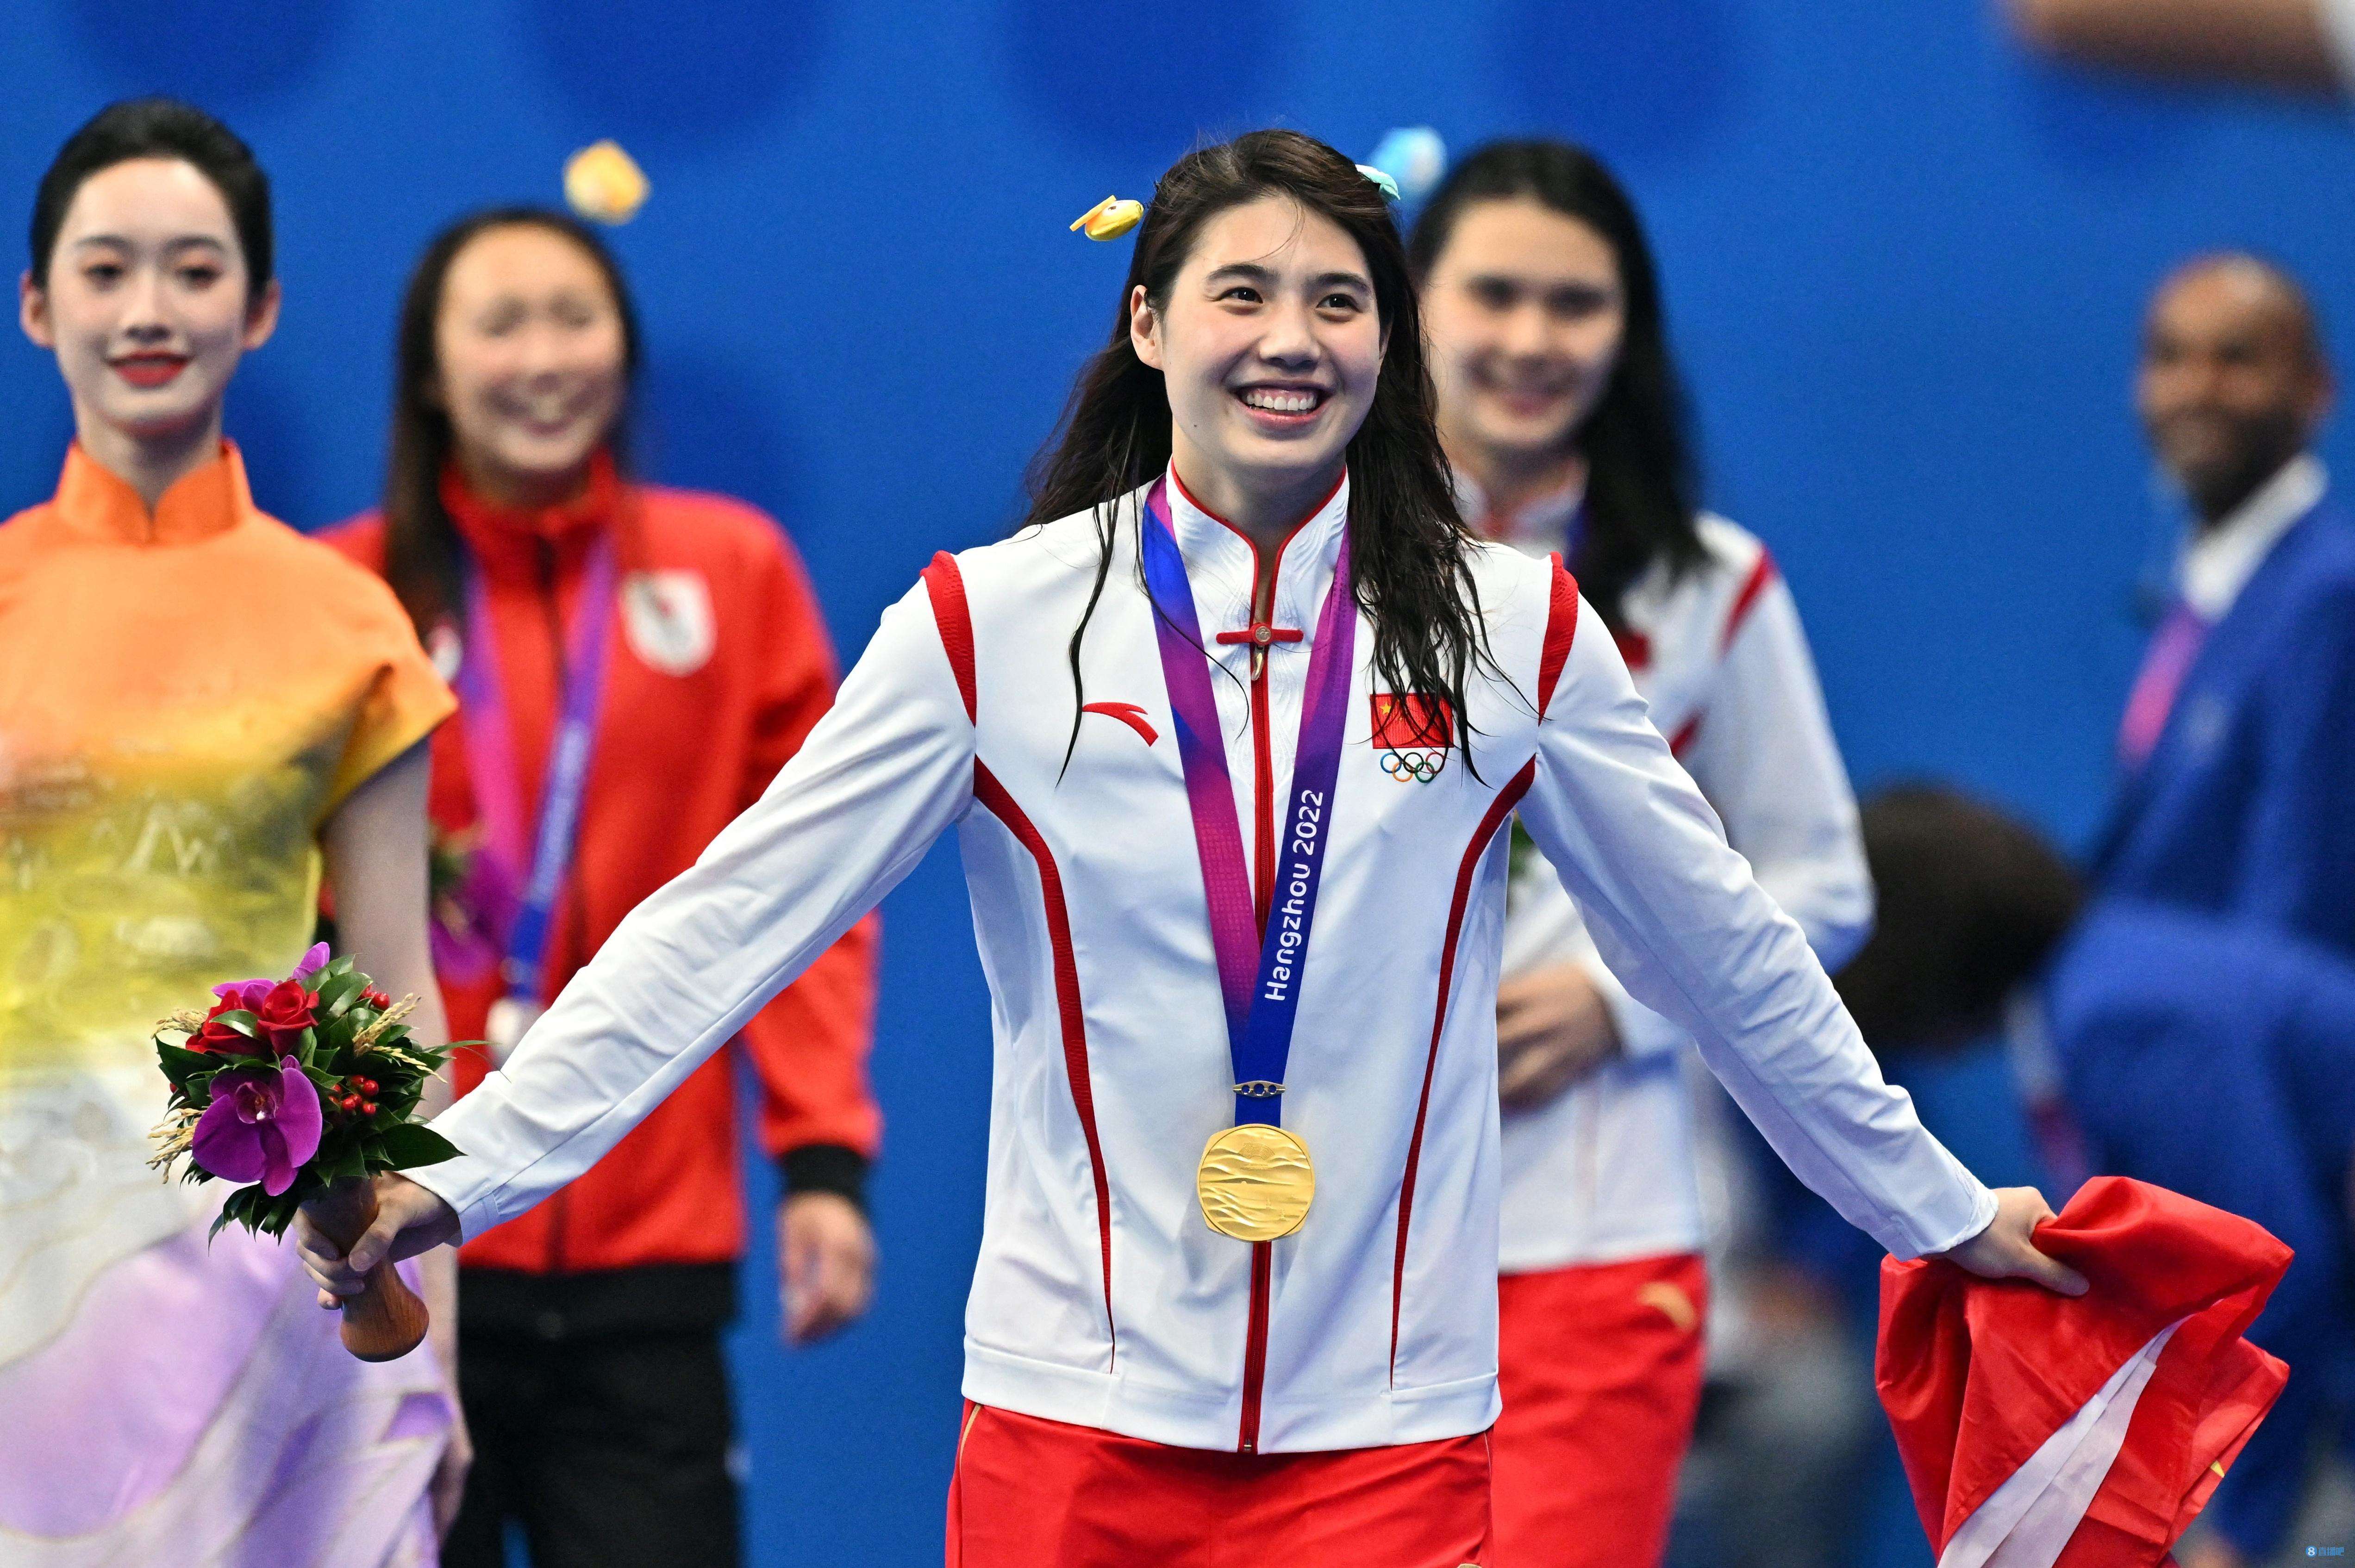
[1877,1176,2289,1567]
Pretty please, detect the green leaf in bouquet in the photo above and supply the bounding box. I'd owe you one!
[253,1192,301,1239]
[315,1139,369,1187]
[375,1121,460,1170]
[211,1009,260,1037]
[210,1182,266,1240]
[317,970,366,1019]
[156,1041,223,1093]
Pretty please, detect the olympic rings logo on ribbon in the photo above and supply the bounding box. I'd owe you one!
[1380,748,1448,783]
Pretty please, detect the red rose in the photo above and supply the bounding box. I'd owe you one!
[187,999,265,1057]
[252,978,320,1048]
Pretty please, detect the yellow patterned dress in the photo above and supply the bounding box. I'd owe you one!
[0,442,456,1564]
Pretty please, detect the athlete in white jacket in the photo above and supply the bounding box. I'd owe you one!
[1415,141,1873,1566]
[298,131,2078,1567]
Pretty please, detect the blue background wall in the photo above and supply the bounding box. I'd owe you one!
[4,1,2350,1558]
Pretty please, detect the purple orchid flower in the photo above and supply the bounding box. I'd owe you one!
[210,944,332,1008]
[190,1056,324,1196]
[209,976,273,1009]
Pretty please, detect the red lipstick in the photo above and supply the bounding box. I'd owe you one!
[111,354,189,389]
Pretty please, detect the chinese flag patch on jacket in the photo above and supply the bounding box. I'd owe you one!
[1876,1176,2289,1568]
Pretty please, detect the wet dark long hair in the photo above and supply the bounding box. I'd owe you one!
[380,207,642,635]
[1026,130,1493,771]
[1410,140,1704,628]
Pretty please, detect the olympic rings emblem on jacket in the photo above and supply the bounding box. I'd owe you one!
[1380,748,1448,783]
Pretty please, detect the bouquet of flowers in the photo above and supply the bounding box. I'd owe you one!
[149,943,459,1360]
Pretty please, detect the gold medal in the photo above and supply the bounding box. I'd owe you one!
[1196,1123,1316,1242]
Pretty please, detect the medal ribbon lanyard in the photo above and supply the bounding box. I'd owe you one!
[453,534,620,1007]
[1140,479,1356,1126]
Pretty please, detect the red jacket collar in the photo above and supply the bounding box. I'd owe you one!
[441,451,622,569]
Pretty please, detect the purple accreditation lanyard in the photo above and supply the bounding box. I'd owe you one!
[1140,478,1357,1127]
[452,533,619,1006]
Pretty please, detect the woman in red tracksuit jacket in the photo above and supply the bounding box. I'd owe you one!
[325,206,880,1568]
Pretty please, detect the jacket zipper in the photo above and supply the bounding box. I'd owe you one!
[1177,468,1337,1455]
[1237,535,1283,1455]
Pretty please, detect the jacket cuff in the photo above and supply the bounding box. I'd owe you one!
[1902,1178,2002,1263]
[406,1155,499,1245]
[780,1144,871,1213]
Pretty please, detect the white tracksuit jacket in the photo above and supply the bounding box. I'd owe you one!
[1478,488,1874,1273]
[411,473,1993,1455]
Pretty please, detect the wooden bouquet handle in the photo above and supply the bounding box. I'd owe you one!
[310,1177,430,1363]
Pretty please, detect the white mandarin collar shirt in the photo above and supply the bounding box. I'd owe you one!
[1163,467,1350,641]
[2180,454,2326,622]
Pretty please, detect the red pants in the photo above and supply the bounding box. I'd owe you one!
[946,1402,1493,1567]
[1491,1251,1708,1568]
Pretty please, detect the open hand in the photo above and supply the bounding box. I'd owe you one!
[1497,962,1623,1110]
[294,1173,461,1309]
[1933,1186,2089,1295]
[779,1191,876,1346]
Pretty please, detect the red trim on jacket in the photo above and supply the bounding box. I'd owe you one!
[971,763,1117,1362]
[1393,760,1537,1376]
[925,551,978,721]
[1539,557,1581,714]
[1237,1243,1275,1450]
[926,553,1116,1359]
[1721,549,1778,653]
[1168,465,1346,544]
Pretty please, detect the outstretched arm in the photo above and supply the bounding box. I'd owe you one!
[1516,572,2080,1289]
[296,579,974,1291]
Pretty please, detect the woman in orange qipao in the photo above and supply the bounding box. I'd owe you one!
[0,100,464,1564]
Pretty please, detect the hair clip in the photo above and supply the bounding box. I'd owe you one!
[565,140,649,225]
[1355,164,1402,204]
[1070,195,1144,241]
[1362,127,1447,203]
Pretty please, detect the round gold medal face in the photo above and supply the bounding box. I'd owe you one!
[1196,1123,1316,1242]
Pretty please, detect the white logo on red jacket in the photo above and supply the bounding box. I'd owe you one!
[623,570,715,676]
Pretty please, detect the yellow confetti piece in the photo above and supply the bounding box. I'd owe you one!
[564,140,650,226]
[1069,194,1143,241]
